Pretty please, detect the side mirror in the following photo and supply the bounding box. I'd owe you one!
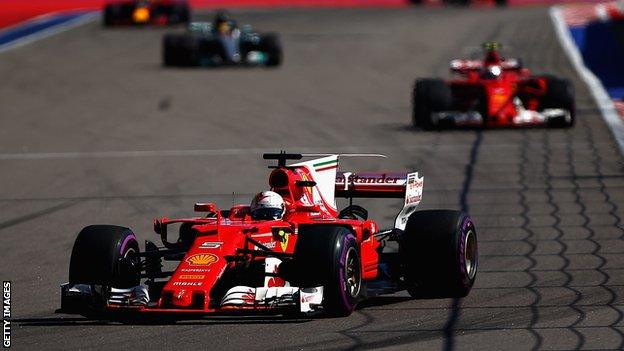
[295,180,316,187]
[194,202,217,213]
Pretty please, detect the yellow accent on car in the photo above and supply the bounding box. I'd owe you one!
[132,7,150,23]
[186,253,218,266]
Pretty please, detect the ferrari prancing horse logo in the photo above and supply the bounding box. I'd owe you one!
[273,228,291,251]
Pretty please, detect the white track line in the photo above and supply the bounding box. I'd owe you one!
[0,11,99,54]
[550,6,624,156]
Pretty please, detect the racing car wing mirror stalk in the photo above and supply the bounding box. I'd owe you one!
[295,180,316,187]
[194,202,216,213]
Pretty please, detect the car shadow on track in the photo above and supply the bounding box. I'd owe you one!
[14,314,314,327]
[15,296,418,327]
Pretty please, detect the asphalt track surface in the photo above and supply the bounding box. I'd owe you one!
[1,6,624,351]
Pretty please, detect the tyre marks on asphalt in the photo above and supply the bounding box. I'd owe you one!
[548,131,584,349]
[519,131,544,350]
[0,200,79,231]
[443,131,483,351]
[569,122,624,349]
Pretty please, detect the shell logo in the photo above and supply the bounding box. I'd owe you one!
[186,253,218,266]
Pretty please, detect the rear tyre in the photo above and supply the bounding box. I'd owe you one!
[412,79,452,130]
[400,210,477,298]
[169,4,190,24]
[541,77,575,128]
[261,33,282,67]
[294,225,362,316]
[103,4,120,26]
[69,225,140,288]
[163,34,199,66]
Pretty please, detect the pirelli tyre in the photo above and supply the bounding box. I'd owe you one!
[412,78,452,130]
[168,3,190,24]
[260,33,282,67]
[69,225,141,289]
[163,34,199,66]
[541,77,575,128]
[294,225,362,316]
[103,4,126,26]
[400,210,478,298]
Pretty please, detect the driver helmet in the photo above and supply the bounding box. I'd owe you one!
[481,65,502,79]
[483,42,503,65]
[250,191,285,220]
[213,10,236,34]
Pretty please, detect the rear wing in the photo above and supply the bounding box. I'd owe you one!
[335,172,424,230]
[450,58,522,72]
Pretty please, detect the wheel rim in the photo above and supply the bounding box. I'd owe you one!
[464,229,477,280]
[118,246,139,287]
[344,247,361,298]
[124,247,137,260]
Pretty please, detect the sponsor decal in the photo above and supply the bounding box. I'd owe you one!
[186,253,218,266]
[173,281,202,287]
[199,241,222,249]
[255,241,276,250]
[301,293,317,303]
[181,268,210,273]
[267,277,286,288]
[336,174,401,185]
[3,281,10,348]
[313,159,338,172]
[273,228,290,251]
[179,275,204,280]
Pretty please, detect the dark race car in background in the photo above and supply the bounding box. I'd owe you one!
[412,43,575,129]
[163,12,282,67]
[103,0,190,26]
[60,152,477,318]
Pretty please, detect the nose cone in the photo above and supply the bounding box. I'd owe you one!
[172,289,193,307]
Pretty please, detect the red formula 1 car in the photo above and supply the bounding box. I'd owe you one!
[60,153,478,318]
[103,0,190,26]
[412,43,575,129]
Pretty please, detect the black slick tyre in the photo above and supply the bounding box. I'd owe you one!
[294,225,362,316]
[412,78,452,130]
[261,33,282,67]
[541,77,575,128]
[400,210,478,298]
[69,224,140,288]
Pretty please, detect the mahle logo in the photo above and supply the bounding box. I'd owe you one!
[186,253,218,266]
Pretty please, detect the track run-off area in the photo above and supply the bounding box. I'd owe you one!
[1,6,623,350]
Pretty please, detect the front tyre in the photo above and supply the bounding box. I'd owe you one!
[294,225,362,316]
[69,225,140,288]
[400,210,477,298]
[541,77,575,128]
[412,78,452,130]
[261,33,282,67]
